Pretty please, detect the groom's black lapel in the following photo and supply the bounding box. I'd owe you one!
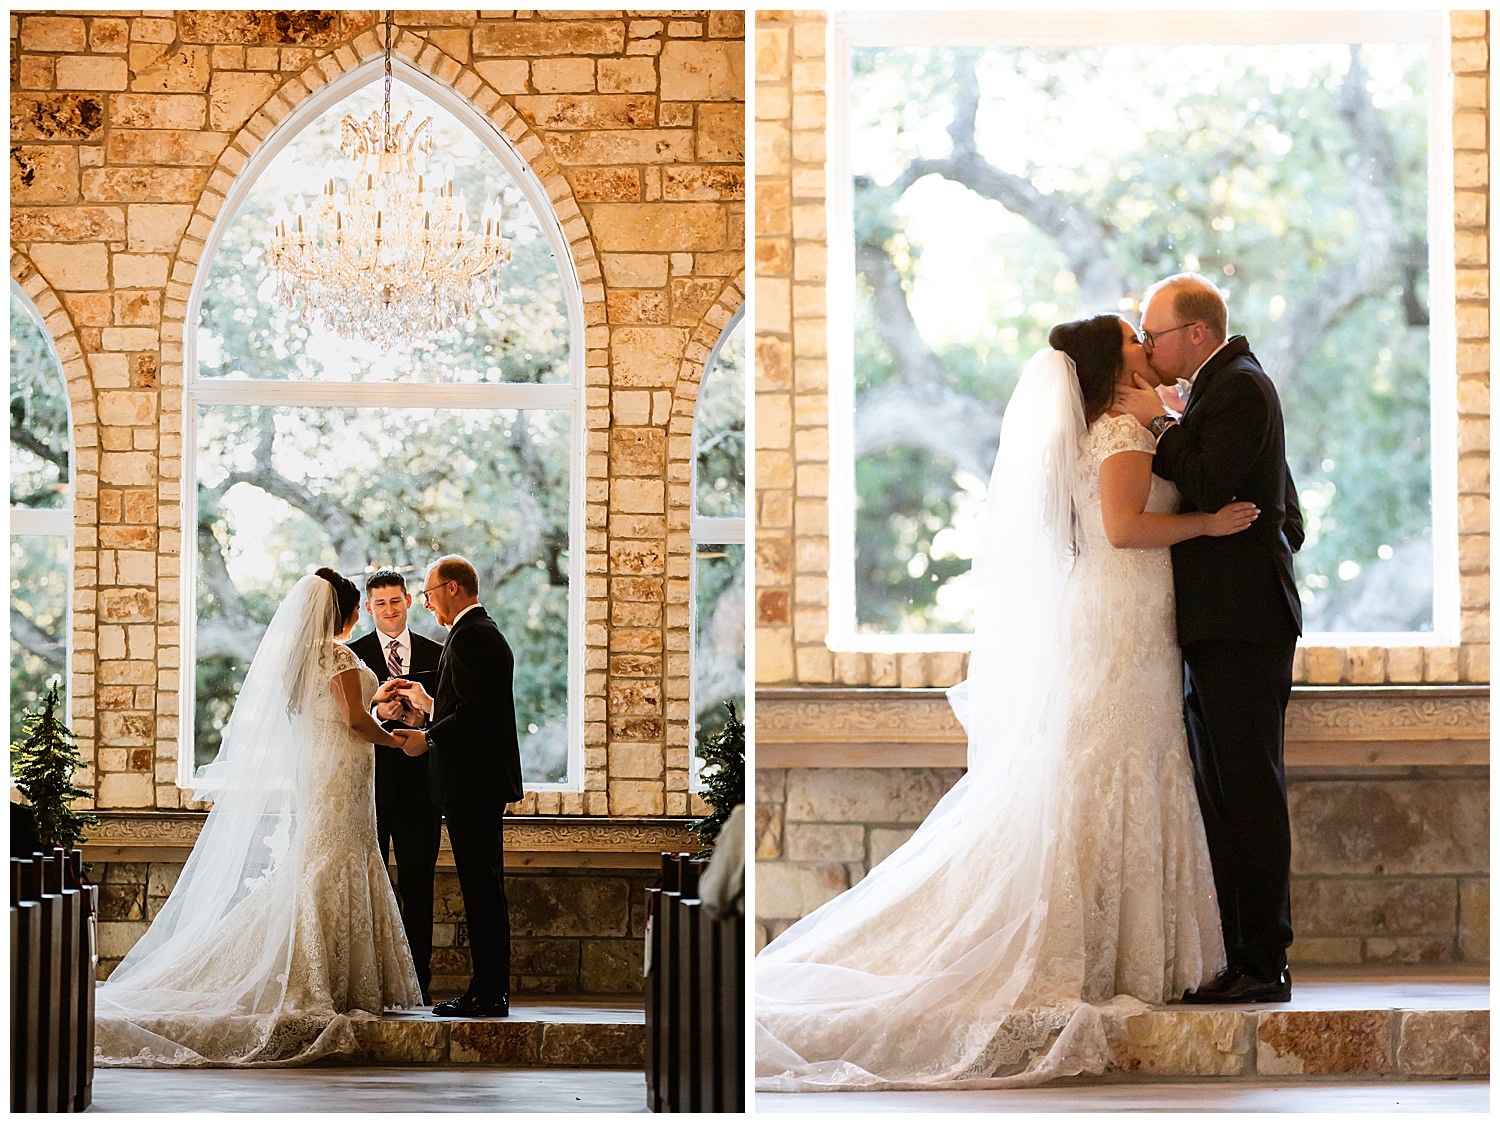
[1180,334,1250,425]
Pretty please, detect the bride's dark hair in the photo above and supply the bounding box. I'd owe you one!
[1048,315,1125,424]
[314,567,360,630]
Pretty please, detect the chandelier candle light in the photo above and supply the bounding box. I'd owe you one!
[265,9,512,349]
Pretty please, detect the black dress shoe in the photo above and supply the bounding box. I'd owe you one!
[1183,965,1291,1005]
[431,992,509,1018]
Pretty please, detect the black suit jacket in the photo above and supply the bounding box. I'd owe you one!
[428,606,525,808]
[1152,335,1303,645]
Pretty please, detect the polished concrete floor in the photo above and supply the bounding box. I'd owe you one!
[90,1066,649,1113]
[755,1079,1489,1113]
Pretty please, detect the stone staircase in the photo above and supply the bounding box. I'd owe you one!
[1098,968,1487,1082]
[341,998,645,1068]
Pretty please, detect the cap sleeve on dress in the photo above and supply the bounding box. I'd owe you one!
[328,642,359,680]
[1095,413,1156,460]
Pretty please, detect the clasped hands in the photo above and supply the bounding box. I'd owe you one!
[372,678,435,757]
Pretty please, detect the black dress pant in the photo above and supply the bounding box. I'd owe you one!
[1182,637,1296,981]
[375,746,442,994]
[442,804,510,1001]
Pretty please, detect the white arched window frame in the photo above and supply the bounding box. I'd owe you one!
[689,304,746,788]
[182,57,586,792]
[9,281,75,731]
[826,9,1457,652]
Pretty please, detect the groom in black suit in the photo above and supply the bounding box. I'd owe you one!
[348,568,444,1003]
[1119,272,1303,1004]
[392,555,524,1018]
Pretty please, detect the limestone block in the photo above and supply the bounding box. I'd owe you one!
[663,165,746,201]
[12,93,106,141]
[755,802,782,860]
[12,206,125,243]
[756,27,790,80]
[1112,1010,1252,1076]
[29,242,109,291]
[114,291,162,326]
[122,204,193,253]
[1395,1010,1488,1075]
[107,129,227,166]
[1458,878,1487,961]
[699,104,746,163]
[757,861,848,920]
[96,920,150,959]
[601,253,669,288]
[1364,936,1456,964]
[113,254,169,289]
[594,203,727,253]
[130,18,179,45]
[785,767,962,825]
[209,71,281,133]
[548,130,694,166]
[509,876,630,938]
[660,41,744,101]
[611,325,689,386]
[352,1019,448,1063]
[1290,876,1456,937]
[83,166,208,202]
[98,771,153,808]
[23,16,88,52]
[472,60,529,94]
[12,146,80,204]
[178,10,340,45]
[867,827,916,867]
[130,46,212,94]
[598,57,657,94]
[516,93,656,130]
[783,822,864,862]
[99,711,153,745]
[609,427,666,476]
[473,21,626,57]
[540,1023,644,1066]
[1256,1010,1392,1075]
[449,1022,541,1064]
[570,168,641,202]
[1289,779,1488,875]
[530,57,596,93]
[1288,937,1363,965]
[608,780,664,815]
[146,863,181,899]
[580,938,644,993]
[606,288,668,323]
[55,56,130,92]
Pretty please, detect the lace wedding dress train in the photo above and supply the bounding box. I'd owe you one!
[755,402,1225,1090]
[95,640,421,1067]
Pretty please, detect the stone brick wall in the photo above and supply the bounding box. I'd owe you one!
[94,858,655,998]
[753,9,1489,690]
[755,765,1489,967]
[10,10,745,817]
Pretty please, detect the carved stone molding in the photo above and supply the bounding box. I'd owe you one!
[82,814,697,868]
[755,687,1490,770]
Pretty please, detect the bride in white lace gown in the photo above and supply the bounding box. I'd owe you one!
[96,569,422,1067]
[756,316,1257,1090]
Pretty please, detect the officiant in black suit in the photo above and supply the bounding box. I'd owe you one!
[349,567,444,1003]
[1118,272,1303,1005]
[391,555,524,1018]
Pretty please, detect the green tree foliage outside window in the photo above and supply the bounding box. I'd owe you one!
[849,41,1433,636]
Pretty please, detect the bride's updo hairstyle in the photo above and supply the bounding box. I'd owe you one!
[314,567,361,631]
[1048,315,1125,425]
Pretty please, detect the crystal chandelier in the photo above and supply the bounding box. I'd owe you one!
[265,9,512,349]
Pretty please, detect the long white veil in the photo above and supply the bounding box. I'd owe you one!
[96,573,354,1065]
[755,349,1137,1089]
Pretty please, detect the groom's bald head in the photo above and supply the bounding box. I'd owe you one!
[430,555,479,596]
[1144,273,1228,343]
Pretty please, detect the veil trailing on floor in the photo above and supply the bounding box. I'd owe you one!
[96,574,361,1066]
[755,348,1149,1090]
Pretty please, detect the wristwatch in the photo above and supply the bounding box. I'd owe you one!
[1149,414,1177,438]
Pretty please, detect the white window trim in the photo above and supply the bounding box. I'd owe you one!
[827,9,1457,653]
[689,304,747,790]
[9,280,76,720]
[182,56,587,792]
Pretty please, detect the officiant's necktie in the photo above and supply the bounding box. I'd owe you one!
[386,638,403,679]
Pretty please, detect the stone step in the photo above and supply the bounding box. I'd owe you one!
[1099,969,1487,1081]
[341,999,645,1068]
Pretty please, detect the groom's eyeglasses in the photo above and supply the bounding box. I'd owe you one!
[419,580,454,605]
[1140,322,1199,350]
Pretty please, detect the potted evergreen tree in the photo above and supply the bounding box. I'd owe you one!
[11,677,98,854]
[691,700,744,856]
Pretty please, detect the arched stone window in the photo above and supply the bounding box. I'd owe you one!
[9,284,73,741]
[690,306,746,766]
[186,62,583,790]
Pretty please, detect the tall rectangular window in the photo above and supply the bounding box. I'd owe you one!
[830,11,1451,648]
